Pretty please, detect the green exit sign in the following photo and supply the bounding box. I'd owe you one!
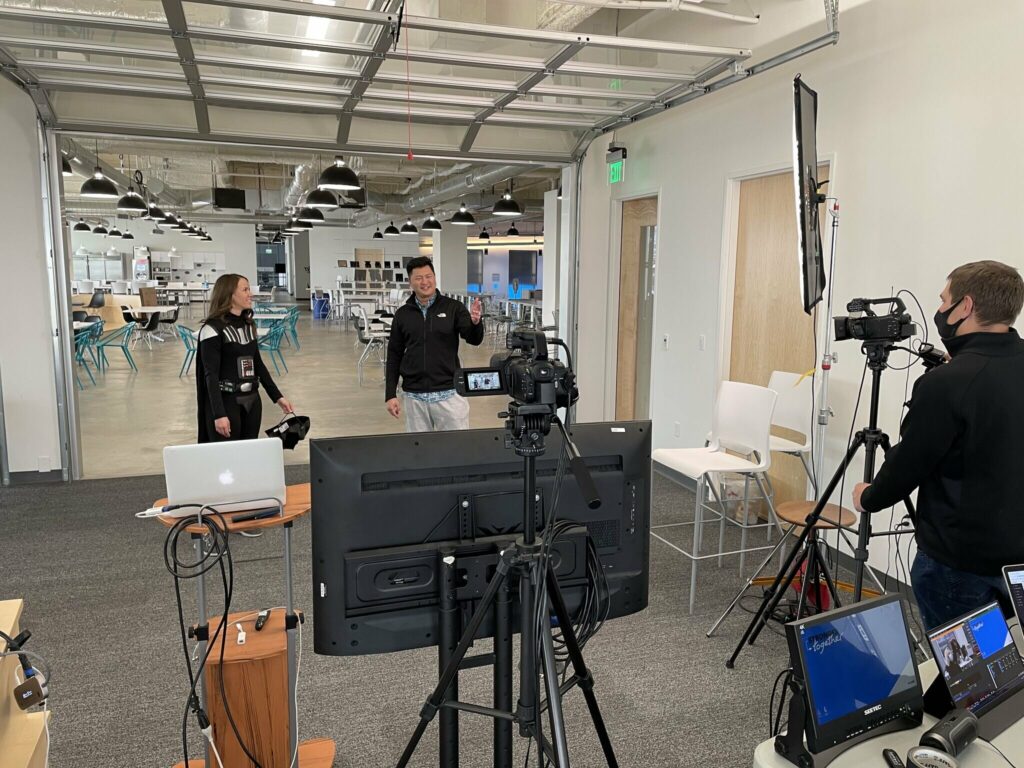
[608,159,624,184]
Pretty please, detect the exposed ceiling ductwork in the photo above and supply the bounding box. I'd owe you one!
[402,165,532,214]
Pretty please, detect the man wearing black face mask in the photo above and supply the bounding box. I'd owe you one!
[852,261,1024,630]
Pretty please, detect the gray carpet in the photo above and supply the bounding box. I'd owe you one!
[2,469,824,767]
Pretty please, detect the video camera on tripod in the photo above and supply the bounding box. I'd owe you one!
[455,329,578,409]
[833,296,917,344]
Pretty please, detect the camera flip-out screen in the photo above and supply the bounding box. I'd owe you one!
[460,367,507,396]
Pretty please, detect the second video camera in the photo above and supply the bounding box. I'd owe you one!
[456,330,577,409]
[834,297,917,344]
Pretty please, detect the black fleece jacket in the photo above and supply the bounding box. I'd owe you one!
[860,329,1024,576]
[385,292,485,401]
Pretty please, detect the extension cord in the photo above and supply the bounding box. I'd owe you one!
[201,725,226,768]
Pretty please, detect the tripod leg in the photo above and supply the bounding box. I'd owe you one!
[811,535,842,610]
[793,531,816,620]
[706,525,795,637]
[439,550,460,768]
[724,436,868,671]
[540,613,571,768]
[728,524,813,667]
[396,555,512,768]
[494,574,513,768]
[546,569,619,768]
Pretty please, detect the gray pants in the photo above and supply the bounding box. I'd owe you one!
[404,394,471,432]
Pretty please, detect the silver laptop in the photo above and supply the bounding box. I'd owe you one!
[163,438,286,516]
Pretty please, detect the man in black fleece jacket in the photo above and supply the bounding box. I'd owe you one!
[385,256,484,431]
[853,261,1024,630]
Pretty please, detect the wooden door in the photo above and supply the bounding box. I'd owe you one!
[615,196,658,420]
[729,167,827,504]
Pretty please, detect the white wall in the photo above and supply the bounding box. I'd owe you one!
[307,224,421,291]
[573,0,1024,575]
[542,189,561,326]
[432,225,468,292]
[0,78,63,476]
[217,223,257,285]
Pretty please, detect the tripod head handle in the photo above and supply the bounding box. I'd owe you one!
[553,417,601,510]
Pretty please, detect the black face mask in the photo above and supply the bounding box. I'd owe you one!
[934,298,965,340]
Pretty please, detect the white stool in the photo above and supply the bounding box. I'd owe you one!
[652,381,781,614]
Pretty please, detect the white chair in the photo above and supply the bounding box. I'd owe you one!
[328,288,346,321]
[652,381,780,613]
[767,370,816,494]
[78,279,95,294]
[112,280,129,294]
[351,304,390,386]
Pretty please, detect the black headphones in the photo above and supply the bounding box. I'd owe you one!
[0,628,49,710]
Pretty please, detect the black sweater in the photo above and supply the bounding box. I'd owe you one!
[385,292,484,400]
[197,312,283,419]
[860,330,1024,575]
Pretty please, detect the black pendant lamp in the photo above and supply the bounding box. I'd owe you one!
[421,213,442,231]
[116,186,148,214]
[144,201,165,221]
[492,189,522,218]
[305,187,338,210]
[285,217,311,233]
[61,156,73,176]
[506,224,520,236]
[80,166,119,199]
[297,206,325,224]
[400,218,418,235]
[157,212,178,229]
[450,203,475,226]
[117,169,148,214]
[372,226,384,239]
[108,225,123,238]
[92,223,108,235]
[73,219,91,232]
[478,227,490,240]
[121,230,135,240]
[317,155,360,191]
[383,221,401,237]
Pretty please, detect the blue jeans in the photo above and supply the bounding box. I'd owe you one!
[911,549,1012,631]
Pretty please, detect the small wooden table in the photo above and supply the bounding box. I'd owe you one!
[154,483,334,767]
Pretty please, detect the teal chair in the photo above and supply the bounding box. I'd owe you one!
[177,325,197,377]
[97,322,137,372]
[74,328,99,387]
[286,306,300,350]
[258,323,288,376]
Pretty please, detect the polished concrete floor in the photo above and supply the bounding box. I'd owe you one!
[76,307,510,478]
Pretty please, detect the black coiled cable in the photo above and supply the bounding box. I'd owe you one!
[163,507,265,768]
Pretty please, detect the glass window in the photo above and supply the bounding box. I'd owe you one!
[467,251,483,294]
[508,251,538,299]
[0,19,176,51]
[191,37,366,73]
[183,1,372,45]
[13,50,183,73]
[0,0,167,22]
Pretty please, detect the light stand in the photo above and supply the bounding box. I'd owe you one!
[812,200,841,493]
[396,402,617,768]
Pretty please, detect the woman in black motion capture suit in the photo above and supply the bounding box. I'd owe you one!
[195,273,293,442]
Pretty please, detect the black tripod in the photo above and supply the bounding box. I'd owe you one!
[726,341,917,668]
[396,402,618,768]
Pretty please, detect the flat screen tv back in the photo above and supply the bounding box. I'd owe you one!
[310,421,651,657]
